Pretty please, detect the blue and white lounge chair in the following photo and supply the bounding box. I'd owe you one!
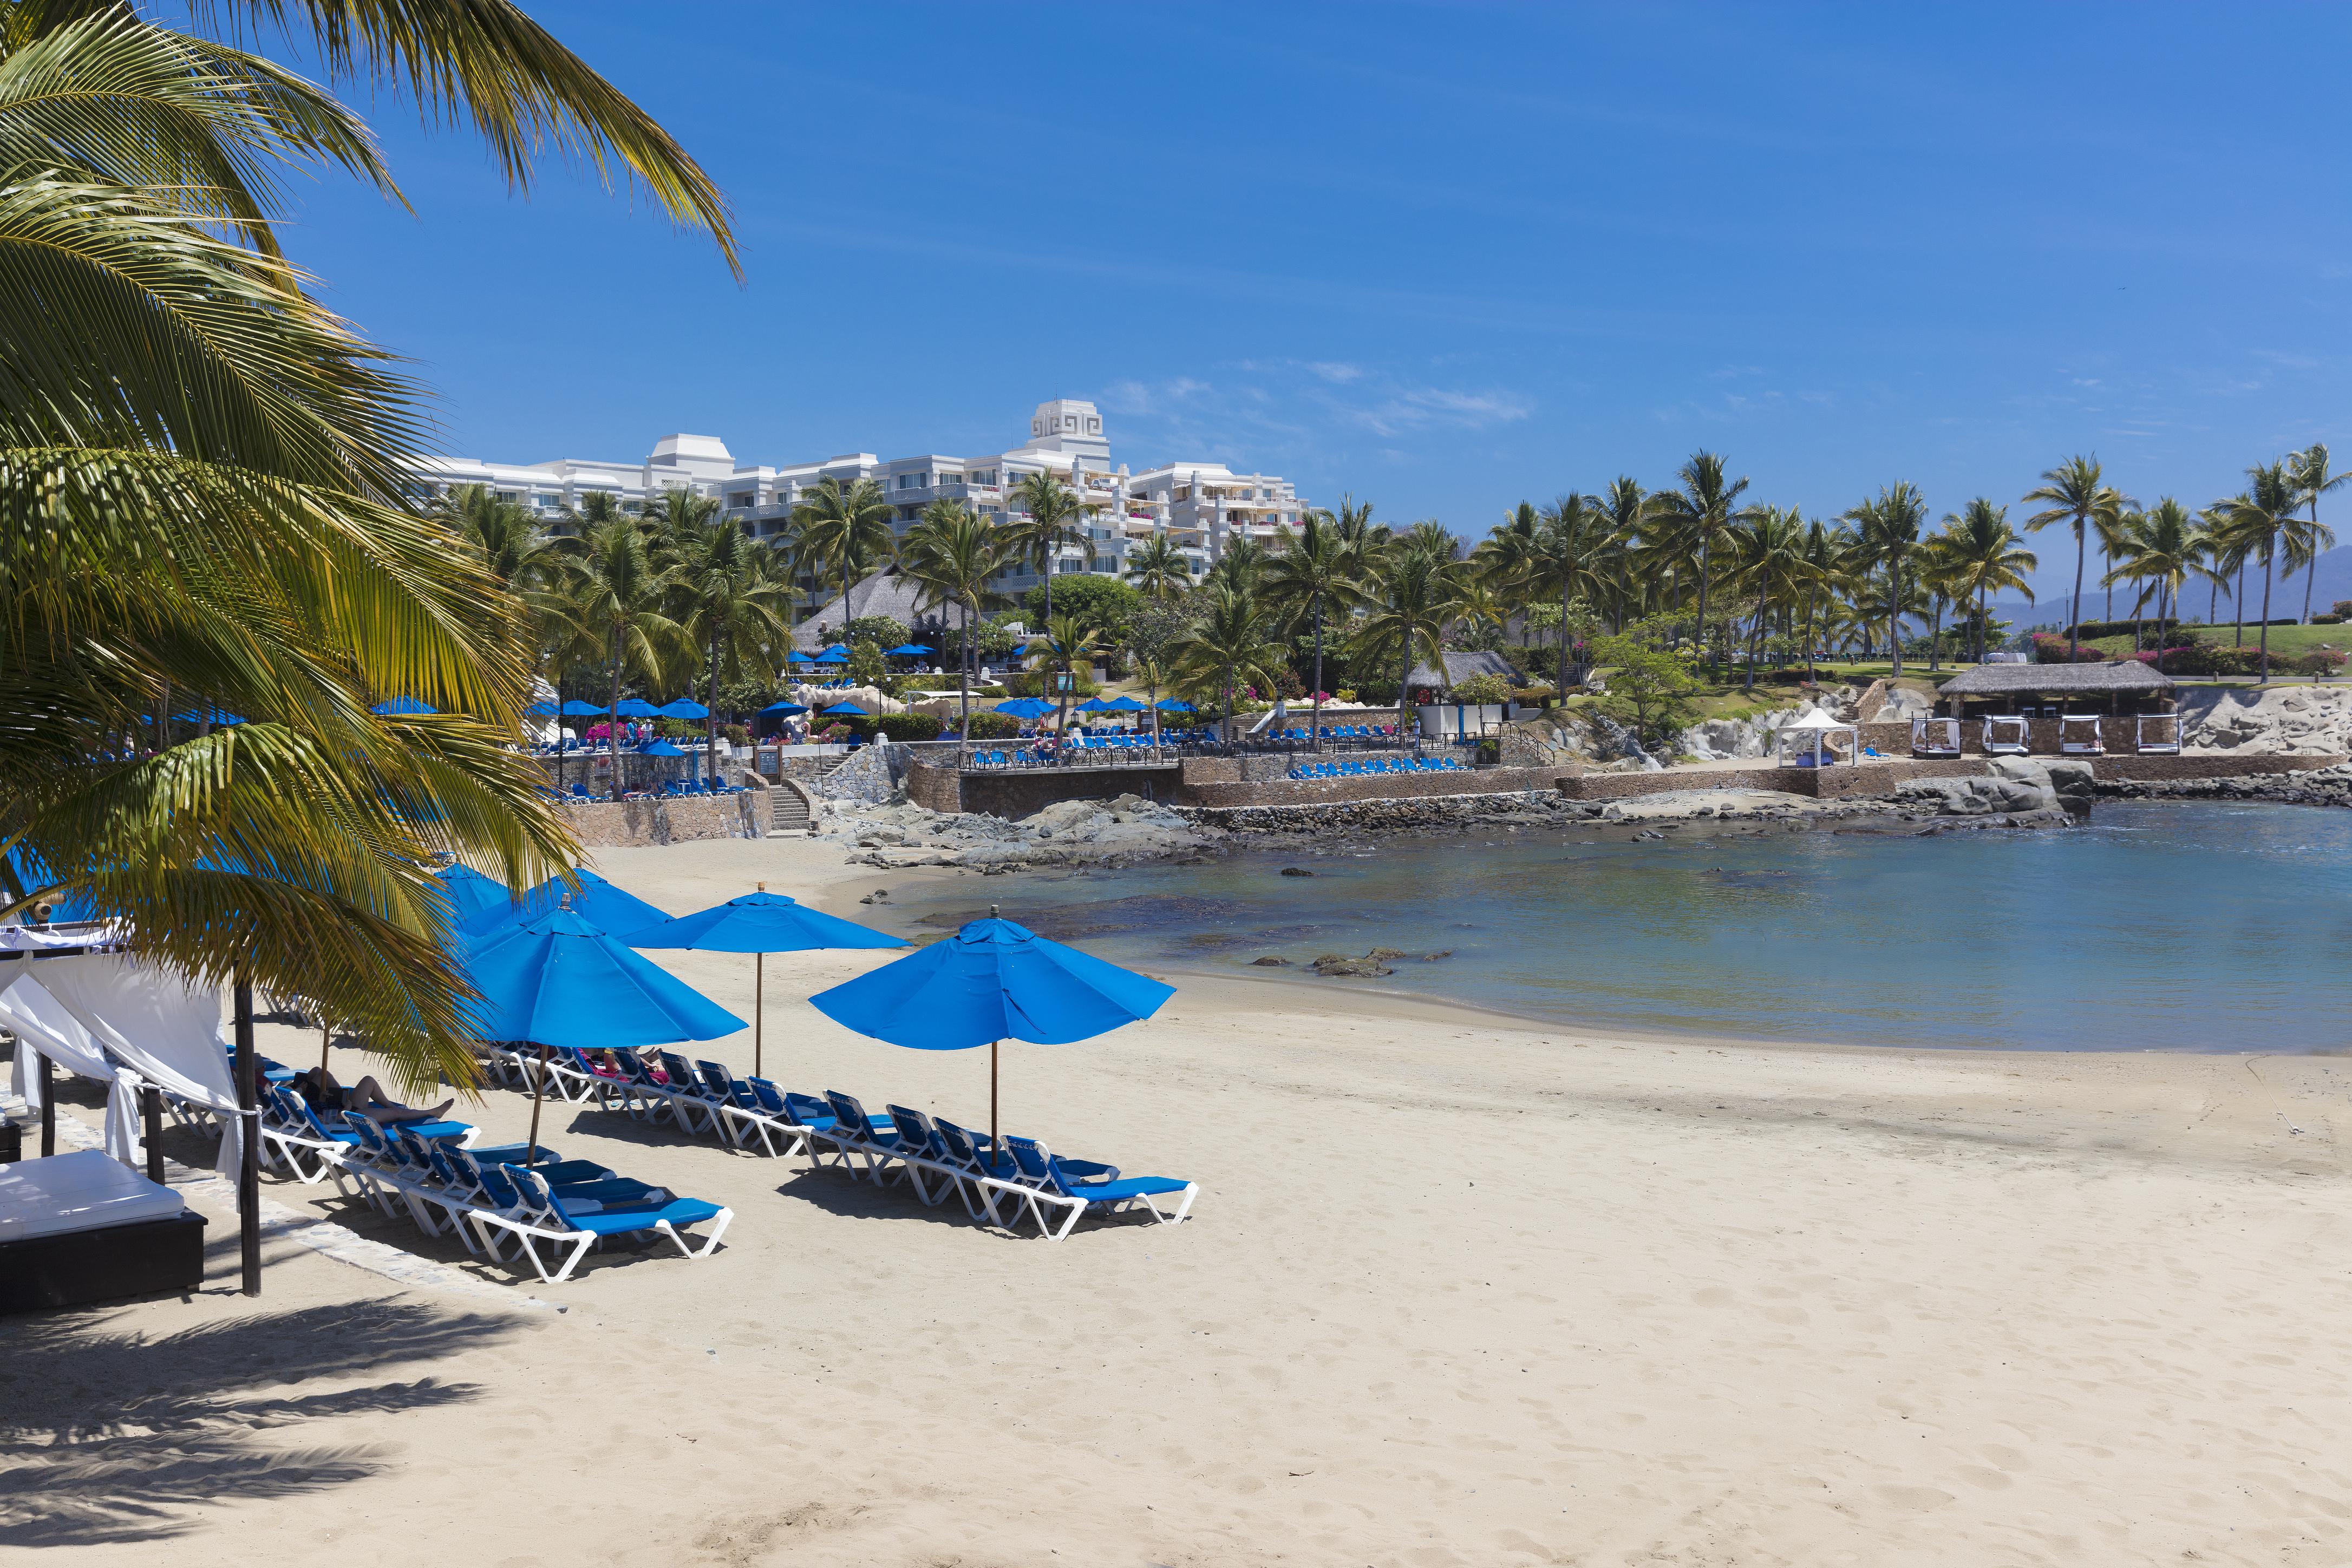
[997,1134,1197,1240]
[465,1165,731,1284]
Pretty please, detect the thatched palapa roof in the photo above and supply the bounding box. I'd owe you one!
[1937,661,2177,696]
[1406,651,1523,691]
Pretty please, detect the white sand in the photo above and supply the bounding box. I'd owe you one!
[9,837,2352,1565]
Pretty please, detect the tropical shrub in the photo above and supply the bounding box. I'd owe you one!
[2292,650,2348,676]
[722,723,749,746]
[1007,670,1100,700]
[1023,576,1141,637]
[1451,673,1515,705]
[2031,634,2105,664]
[2065,618,2181,641]
[1333,688,1357,704]
[2312,613,2345,625]
[841,615,910,651]
[962,713,1022,740]
[871,713,944,741]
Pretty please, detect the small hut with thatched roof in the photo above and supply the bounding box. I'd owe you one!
[1937,661,2181,755]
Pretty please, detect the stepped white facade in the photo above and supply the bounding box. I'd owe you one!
[406,399,1309,598]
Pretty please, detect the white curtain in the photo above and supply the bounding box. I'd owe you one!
[32,954,245,1189]
[0,974,142,1164]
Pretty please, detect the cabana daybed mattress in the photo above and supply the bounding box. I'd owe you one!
[0,1149,206,1312]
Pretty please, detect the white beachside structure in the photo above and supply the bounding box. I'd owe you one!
[403,398,1311,605]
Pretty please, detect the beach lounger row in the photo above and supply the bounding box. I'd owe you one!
[489,1043,822,1154]
[1287,756,1464,780]
[802,1089,1196,1241]
[333,1110,730,1283]
[250,1084,729,1283]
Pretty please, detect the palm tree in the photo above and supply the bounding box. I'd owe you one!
[1208,533,1270,594]
[1008,470,1084,627]
[2187,505,2235,630]
[571,518,692,799]
[1793,518,1850,679]
[2285,443,2345,624]
[2224,463,2302,682]
[1914,532,1967,672]
[1479,493,1615,692]
[0,1,730,1087]
[1594,477,1651,632]
[642,485,723,559]
[1328,493,1383,554]
[1355,543,1457,735]
[790,476,896,627]
[1943,500,2037,664]
[2106,500,2197,674]
[1121,532,1192,601]
[1723,506,1809,688]
[675,521,792,786]
[1262,511,1369,749]
[899,499,1014,741]
[2023,455,2130,662]
[1649,452,1750,665]
[1846,482,1928,676]
[1170,585,1286,743]
[1041,613,1104,741]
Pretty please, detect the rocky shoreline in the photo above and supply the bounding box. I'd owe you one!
[2098,762,2352,808]
[808,757,2351,878]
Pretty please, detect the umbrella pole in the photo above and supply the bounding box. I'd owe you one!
[319,1018,332,1074]
[525,1042,549,1166]
[990,1039,999,1149]
[754,950,764,1078]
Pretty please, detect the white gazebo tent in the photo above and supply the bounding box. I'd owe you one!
[2135,713,2181,754]
[1773,708,1860,768]
[1981,715,2029,754]
[2057,714,2106,755]
[1910,717,1963,758]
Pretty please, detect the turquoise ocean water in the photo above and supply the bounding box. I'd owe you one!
[890,802,2352,1053]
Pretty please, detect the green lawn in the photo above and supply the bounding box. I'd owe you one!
[2082,623,2350,658]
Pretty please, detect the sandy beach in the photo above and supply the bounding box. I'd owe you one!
[8,837,2352,1566]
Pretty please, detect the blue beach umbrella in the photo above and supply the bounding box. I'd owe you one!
[1100,696,1149,713]
[638,739,687,756]
[465,906,747,1159]
[820,702,866,716]
[524,700,559,718]
[459,867,671,946]
[371,696,436,716]
[1075,697,1113,714]
[994,697,1054,719]
[658,698,710,720]
[884,643,934,657]
[430,862,514,925]
[171,707,245,726]
[1154,698,1195,713]
[559,700,605,716]
[612,697,661,718]
[808,911,1175,1144]
[813,646,850,665]
[628,883,906,1075]
[759,701,808,716]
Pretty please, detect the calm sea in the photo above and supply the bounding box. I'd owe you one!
[886,802,2352,1053]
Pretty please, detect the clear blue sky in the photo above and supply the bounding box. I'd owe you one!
[283,3,2351,600]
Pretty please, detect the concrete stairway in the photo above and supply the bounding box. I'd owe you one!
[767,778,816,835]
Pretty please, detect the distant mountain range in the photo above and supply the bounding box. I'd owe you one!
[1982,545,2352,632]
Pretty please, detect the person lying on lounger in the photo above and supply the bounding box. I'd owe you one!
[293,1067,453,1126]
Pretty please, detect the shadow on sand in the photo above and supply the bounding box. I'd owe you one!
[0,1299,527,1546]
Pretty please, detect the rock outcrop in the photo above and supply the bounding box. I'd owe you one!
[1895,758,2094,819]
[818,792,1211,871]
[2182,687,2352,755]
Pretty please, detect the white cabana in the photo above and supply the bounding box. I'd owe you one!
[1910,717,1963,758]
[21,954,247,1190]
[1982,715,2029,755]
[2057,714,2107,755]
[2,975,141,1164]
[2135,713,2181,754]
[1773,708,1859,768]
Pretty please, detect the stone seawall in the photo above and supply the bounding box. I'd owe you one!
[1177,764,1568,808]
[563,793,759,847]
[2099,762,2352,808]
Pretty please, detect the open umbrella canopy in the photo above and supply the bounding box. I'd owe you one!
[464,909,744,1050]
[637,739,687,756]
[809,915,1172,1051]
[430,863,516,924]
[628,890,906,954]
[611,698,662,718]
[170,707,245,726]
[812,646,850,664]
[994,698,1055,718]
[559,700,606,716]
[524,700,559,717]
[371,696,437,716]
[658,698,710,719]
[884,644,935,657]
[787,651,816,664]
[1075,697,1113,713]
[759,701,809,716]
[1100,696,1149,713]
[1154,698,1196,713]
[458,868,671,946]
[820,702,867,716]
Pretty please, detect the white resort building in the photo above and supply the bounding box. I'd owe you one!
[405,399,1310,602]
